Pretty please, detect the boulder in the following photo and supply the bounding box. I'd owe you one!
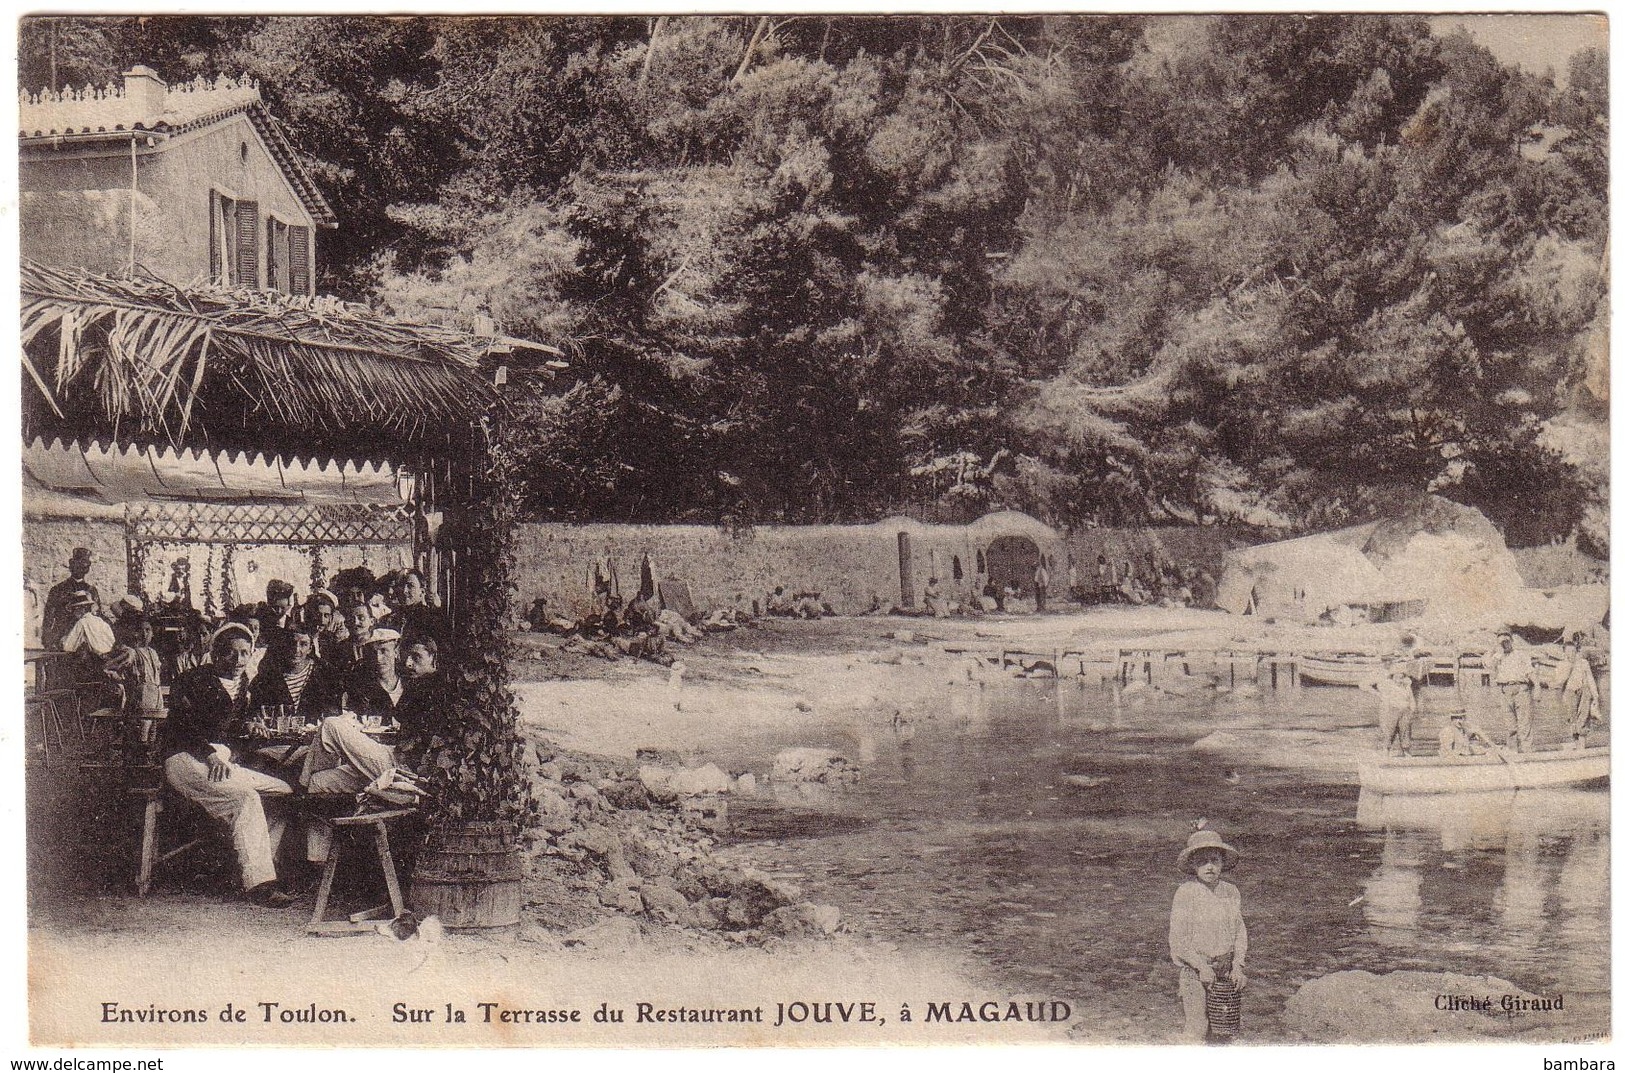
[638,765,679,804]
[575,825,636,883]
[534,788,574,834]
[668,763,731,796]
[599,880,645,915]
[625,836,678,879]
[762,902,842,939]
[640,879,693,924]
[669,864,710,902]
[772,747,859,785]
[601,778,651,810]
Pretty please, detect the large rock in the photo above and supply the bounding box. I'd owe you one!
[762,902,842,939]
[640,879,693,924]
[772,747,859,785]
[598,880,645,915]
[638,765,679,804]
[534,788,574,834]
[668,763,731,796]
[1283,970,1548,1043]
[625,835,679,879]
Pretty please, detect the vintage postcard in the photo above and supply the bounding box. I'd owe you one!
[11,10,1610,1061]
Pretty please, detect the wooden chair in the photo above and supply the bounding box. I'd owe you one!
[25,691,80,766]
[303,796,419,935]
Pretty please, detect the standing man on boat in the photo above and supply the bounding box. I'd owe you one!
[1490,628,1537,752]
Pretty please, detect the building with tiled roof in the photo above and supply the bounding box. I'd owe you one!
[20,65,336,293]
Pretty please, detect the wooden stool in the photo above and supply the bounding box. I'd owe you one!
[307,808,417,936]
[132,787,211,896]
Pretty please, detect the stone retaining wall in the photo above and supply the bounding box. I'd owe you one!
[514,516,1259,618]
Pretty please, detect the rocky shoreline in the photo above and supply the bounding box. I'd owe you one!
[521,739,845,947]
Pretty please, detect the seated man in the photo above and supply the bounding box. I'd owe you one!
[163,623,295,907]
[922,577,944,618]
[301,634,442,860]
[1438,709,1497,759]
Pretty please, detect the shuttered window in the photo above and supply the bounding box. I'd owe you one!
[210,192,261,288]
[267,218,290,293]
[233,199,259,288]
[288,225,312,296]
[210,192,235,285]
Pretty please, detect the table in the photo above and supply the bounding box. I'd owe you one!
[244,720,398,768]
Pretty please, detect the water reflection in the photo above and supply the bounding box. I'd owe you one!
[1355,786,1610,990]
[721,676,1608,1032]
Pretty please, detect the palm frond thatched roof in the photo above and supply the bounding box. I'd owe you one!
[20,260,534,461]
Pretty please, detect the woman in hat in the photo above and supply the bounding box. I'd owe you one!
[1169,825,1248,1042]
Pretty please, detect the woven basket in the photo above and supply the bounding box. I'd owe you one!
[1206,978,1241,1037]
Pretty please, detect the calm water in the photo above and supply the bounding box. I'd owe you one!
[714,677,1610,1041]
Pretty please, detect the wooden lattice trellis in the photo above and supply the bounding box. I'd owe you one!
[126,500,415,546]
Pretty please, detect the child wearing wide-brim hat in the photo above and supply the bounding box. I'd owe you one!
[1169,826,1248,1043]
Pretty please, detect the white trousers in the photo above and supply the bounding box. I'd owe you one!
[163,752,292,890]
[299,717,396,861]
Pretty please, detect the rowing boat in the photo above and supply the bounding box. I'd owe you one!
[1298,653,1385,687]
[1358,747,1610,794]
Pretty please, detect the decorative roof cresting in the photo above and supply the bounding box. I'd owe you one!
[20,66,262,138]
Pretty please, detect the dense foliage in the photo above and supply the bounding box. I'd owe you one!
[22,15,1609,549]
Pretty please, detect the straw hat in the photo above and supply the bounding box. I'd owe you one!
[1178,828,1239,873]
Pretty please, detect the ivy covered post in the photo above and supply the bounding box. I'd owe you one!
[408,427,538,928]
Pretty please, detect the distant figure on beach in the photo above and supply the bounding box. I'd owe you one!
[1169,825,1248,1043]
[766,586,794,616]
[923,577,944,617]
[1033,560,1050,613]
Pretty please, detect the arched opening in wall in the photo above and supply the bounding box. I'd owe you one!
[984,535,1040,597]
[952,555,963,581]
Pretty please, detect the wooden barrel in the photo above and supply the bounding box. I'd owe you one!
[408,821,523,930]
